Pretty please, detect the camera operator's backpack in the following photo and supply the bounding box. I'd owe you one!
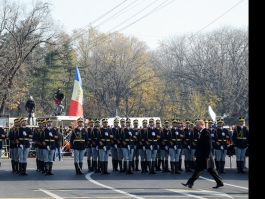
[56,92,64,101]
[27,99,35,108]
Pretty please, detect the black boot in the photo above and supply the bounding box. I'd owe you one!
[44,162,49,175]
[236,161,241,173]
[97,160,101,173]
[114,159,119,171]
[141,161,145,173]
[11,160,16,173]
[19,163,23,175]
[104,161,110,174]
[87,159,91,172]
[127,161,133,174]
[135,160,140,171]
[175,162,180,174]
[131,159,135,171]
[165,160,171,172]
[101,161,105,175]
[150,162,156,174]
[93,161,98,173]
[22,163,28,175]
[79,162,83,174]
[36,158,39,172]
[178,158,183,171]
[240,161,246,173]
[170,162,175,174]
[124,161,128,174]
[41,161,46,173]
[74,163,79,174]
[112,159,115,172]
[156,159,162,171]
[162,160,165,172]
[215,159,219,171]
[89,159,94,172]
[48,162,54,175]
[219,161,225,173]
[119,160,124,173]
[14,161,19,174]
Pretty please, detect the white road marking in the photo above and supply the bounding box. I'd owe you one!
[85,172,145,199]
[199,176,248,190]
[39,189,64,199]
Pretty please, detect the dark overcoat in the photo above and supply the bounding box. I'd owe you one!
[194,128,215,170]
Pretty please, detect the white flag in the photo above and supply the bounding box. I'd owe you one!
[208,105,216,122]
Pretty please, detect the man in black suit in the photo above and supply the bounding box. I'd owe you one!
[181,119,224,189]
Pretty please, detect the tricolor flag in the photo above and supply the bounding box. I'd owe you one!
[68,66,84,117]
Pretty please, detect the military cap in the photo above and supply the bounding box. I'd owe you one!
[126,118,131,123]
[46,118,52,123]
[208,119,214,123]
[172,118,178,123]
[90,119,94,123]
[20,117,27,122]
[77,117,83,122]
[37,119,43,124]
[120,118,125,123]
[149,118,154,123]
[185,119,191,124]
[14,118,21,123]
[142,119,147,124]
[164,119,169,124]
[217,119,224,124]
[94,118,100,123]
[114,118,119,123]
[156,119,161,124]
[238,117,245,122]
[203,119,208,123]
[102,118,108,123]
[133,119,138,124]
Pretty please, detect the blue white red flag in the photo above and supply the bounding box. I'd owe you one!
[68,66,84,117]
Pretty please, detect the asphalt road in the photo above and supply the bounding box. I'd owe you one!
[0,155,249,199]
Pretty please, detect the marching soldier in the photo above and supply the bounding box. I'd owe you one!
[138,119,148,173]
[132,119,140,171]
[8,118,20,173]
[98,118,113,174]
[117,118,125,173]
[160,119,171,172]
[70,117,88,175]
[145,118,160,174]
[155,119,162,171]
[120,118,136,174]
[86,119,94,172]
[110,118,120,172]
[17,117,33,175]
[182,120,193,172]
[32,118,43,172]
[215,119,230,173]
[191,119,200,169]
[168,118,183,174]
[91,119,101,173]
[177,120,184,171]
[208,119,218,170]
[232,117,249,173]
[41,118,58,175]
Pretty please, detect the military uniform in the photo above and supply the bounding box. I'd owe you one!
[8,118,20,173]
[86,119,94,172]
[41,118,58,175]
[98,118,112,174]
[91,119,101,173]
[70,117,88,175]
[138,119,148,173]
[117,118,125,173]
[132,119,140,171]
[232,117,249,173]
[0,126,7,167]
[214,119,230,173]
[155,119,162,171]
[160,120,171,172]
[182,120,193,172]
[110,118,119,172]
[17,117,33,175]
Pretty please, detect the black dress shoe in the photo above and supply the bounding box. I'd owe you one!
[181,183,193,188]
[212,183,224,189]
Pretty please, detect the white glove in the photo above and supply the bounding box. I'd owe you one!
[187,145,190,150]
[127,145,130,150]
[222,132,225,136]
[143,146,145,151]
[150,145,153,150]
[128,131,132,136]
[105,132,108,136]
[96,146,98,150]
[23,131,27,136]
[211,133,214,137]
[174,145,177,150]
[220,146,224,150]
[47,145,50,151]
[49,132,53,137]
[20,144,24,150]
[157,145,160,150]
[103,146,106,151]
[134,145,136,150]
[152,132,155,136]
[114,144,117,149]
[175,131,179,135]
[165,145,168,150]
[135,132,138,135]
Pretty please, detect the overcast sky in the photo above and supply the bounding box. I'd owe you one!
[33,0,248,49]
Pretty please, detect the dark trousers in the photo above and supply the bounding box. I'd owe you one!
[187,167,223,185]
